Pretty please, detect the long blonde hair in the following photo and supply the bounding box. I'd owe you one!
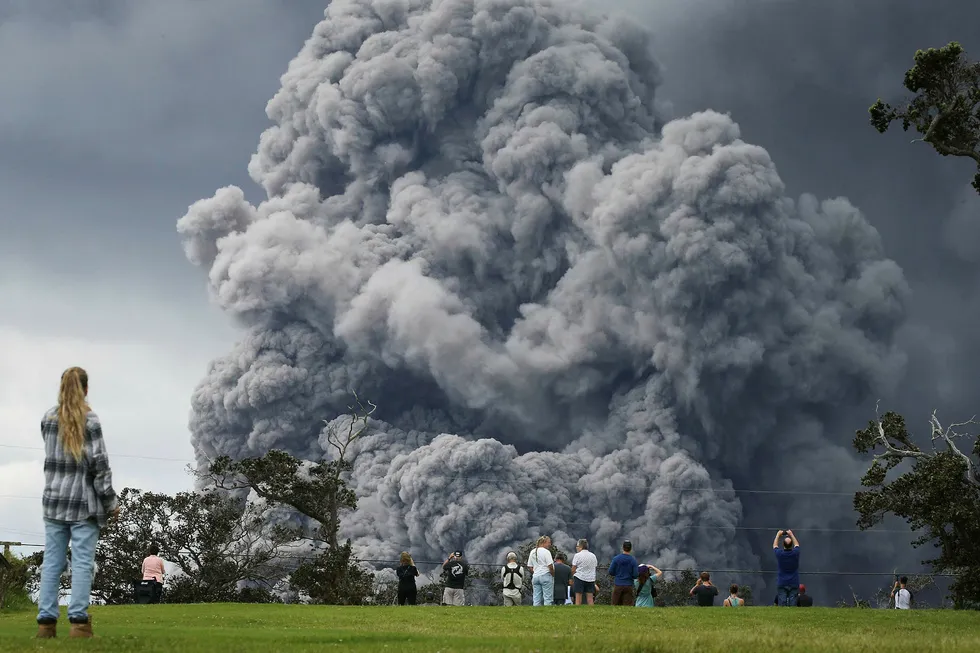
[57,367,90,461]
[399,552,413,566]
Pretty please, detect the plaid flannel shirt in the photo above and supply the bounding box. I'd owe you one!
[41,406,118,528]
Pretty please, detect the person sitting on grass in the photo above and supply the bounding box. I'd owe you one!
[690,571,719,606]
[723,584,743,607]
[797,584,813,607]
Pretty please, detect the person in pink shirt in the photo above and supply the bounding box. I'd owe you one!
[140,543,165,603]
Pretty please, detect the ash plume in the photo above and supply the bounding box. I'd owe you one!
[178,0,910,581]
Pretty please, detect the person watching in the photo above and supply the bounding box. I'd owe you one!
[570,539,598,606]
[607,540,639,606]
[891,576,912,610]
[690,571,719,606]
[773,529,801,606]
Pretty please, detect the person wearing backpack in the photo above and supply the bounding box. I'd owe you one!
[500,551,524,606]
[633,564,662,607]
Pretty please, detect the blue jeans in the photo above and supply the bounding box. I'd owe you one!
[37,518,100,623]
[777,585,799,607]
[532,574,554,606]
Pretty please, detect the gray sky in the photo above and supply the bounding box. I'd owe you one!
[2,0,978,569]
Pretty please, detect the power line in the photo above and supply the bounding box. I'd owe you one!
[0,443,190,463]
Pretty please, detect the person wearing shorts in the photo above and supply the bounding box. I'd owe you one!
[570,538,598,605]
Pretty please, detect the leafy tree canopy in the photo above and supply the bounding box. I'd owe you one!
[869,42,980,193]
[853,409,980,607]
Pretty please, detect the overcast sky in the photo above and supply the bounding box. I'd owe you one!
[2,0,978,565]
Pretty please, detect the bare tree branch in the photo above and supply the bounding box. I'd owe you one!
[871,400,928,462]
[929,410,980,486]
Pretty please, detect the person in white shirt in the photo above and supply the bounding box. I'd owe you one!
[527,535,555,606]
[500,551,524,606]
[891,576,912,610]
[570,538,599,605]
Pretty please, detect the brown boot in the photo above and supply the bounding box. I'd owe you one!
[69,620,94,638]
[36,622,57,639]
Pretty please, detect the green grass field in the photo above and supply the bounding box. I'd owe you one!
[1,604,978,652]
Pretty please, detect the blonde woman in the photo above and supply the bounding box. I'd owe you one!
[395,552,420,605]
[35,368,118,639]
[526,535,555,606]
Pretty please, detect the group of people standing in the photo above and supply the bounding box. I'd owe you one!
[392,531,813,608]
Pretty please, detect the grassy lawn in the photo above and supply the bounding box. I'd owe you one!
[1,604,978,652]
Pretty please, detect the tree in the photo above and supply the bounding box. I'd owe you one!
[869,42,980,194]
[201,393,378,604]
[94,488,295,604]
[287,542,374,605]
[853,409,980,608]
[870,574,941,609]
[655,569,700,607]
[0,554,31,610]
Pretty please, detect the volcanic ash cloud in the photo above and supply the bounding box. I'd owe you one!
[177,0,909,571]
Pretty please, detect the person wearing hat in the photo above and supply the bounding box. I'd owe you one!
[796,584,813,606]
[633,563,662,607]
[442,551,469,606]
[607,540,639,606]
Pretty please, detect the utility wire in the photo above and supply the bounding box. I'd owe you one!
[0,443,190,463]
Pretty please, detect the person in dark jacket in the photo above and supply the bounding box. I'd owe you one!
[552,553,573,605]
[396,552,420,605]
[442,551,469,605]
[796,584,813,607]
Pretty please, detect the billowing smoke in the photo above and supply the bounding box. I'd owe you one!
[177,0,910,581]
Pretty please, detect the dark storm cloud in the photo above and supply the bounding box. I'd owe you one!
[0,0,329,292]
[178,0,913,584]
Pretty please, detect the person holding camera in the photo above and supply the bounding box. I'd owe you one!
[442,551,468,606]
[773,529,801,606]
[891,576,911,610]
[396,552,420,605]
[690,571,719,606]
[634,564,662,607]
